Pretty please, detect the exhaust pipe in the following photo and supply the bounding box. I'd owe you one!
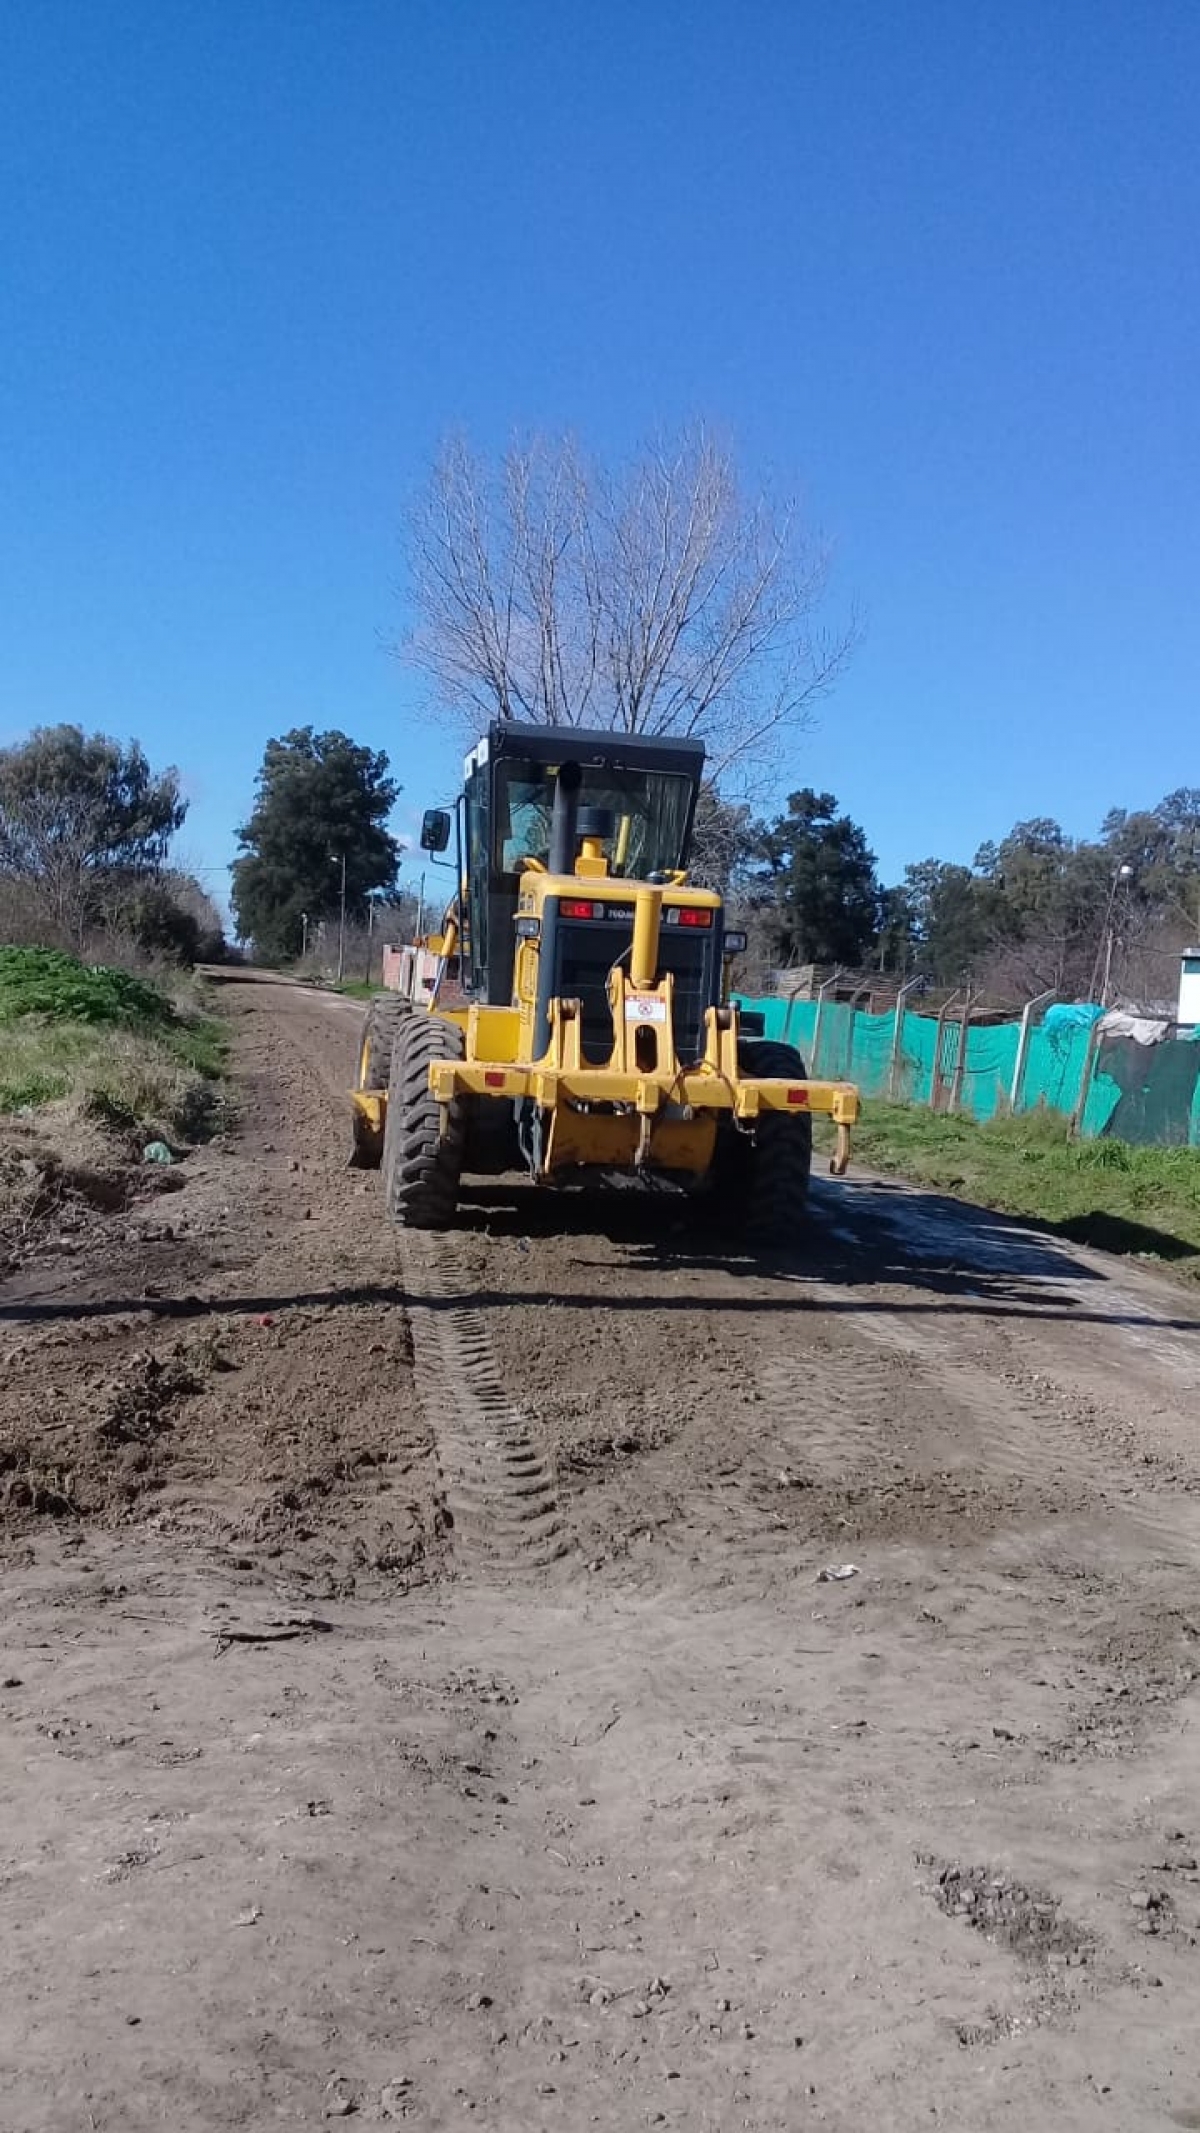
[547,759,583,875]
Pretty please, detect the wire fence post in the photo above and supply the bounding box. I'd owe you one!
[1009,988,1056,1114]
[845,981,873,1081]
[948,992,977,1114]
[811,970,842,1078]
[1070,1016,1106,1138]
[930,989,963,1110]
[888,977,922,1099]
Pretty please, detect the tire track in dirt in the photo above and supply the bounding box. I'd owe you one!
[754,1309,1058,1507]
[856,1307,1200,1550]
[400,1232,569,1572]
[738,1334,1059,1557]
[754,1293,1200,1566]
[755,1337,926,1485]
[271,982,568,1576]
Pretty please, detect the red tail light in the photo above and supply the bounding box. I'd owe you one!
[676,907,712,928]
[560,898,601,920]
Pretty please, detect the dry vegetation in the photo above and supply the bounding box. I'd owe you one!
[0,948,227,1272]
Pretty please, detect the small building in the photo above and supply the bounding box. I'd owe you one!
[1178,951,1200,1030]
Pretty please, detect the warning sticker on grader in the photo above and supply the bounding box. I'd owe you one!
[625,995,669,1024]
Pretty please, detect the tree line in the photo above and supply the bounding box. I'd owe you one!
[7,425,1191,1009]
[0,721,411,973]
[710,784,1200,1008]
[8,725,1194,1013]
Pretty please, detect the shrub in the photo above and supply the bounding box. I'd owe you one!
[0,947,176,1030]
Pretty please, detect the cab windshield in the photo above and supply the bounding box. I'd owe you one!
[495,759,695,879]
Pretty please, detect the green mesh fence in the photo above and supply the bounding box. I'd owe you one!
[1024,1020,1095,1113]
[948,1022,1020,1120]
[1084,1034,1200,1146]
[894,1013,938,1103]
[734,994,1200,1146]
[847,1010,894,1095]
[740,995,819,1054]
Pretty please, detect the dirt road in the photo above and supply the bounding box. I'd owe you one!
[3,970,1200,2132]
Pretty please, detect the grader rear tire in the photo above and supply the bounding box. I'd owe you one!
[718,1039,813,1247]
[381,1016,466,1230]
[355,994,412,1092]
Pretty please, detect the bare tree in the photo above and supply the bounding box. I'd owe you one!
[0,787,100,948]
[686,785,758,893]
[401,426,856,779]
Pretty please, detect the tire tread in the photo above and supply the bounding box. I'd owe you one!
[382,1016,465,1230]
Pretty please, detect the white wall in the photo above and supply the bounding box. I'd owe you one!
[1178,956,1200,1028]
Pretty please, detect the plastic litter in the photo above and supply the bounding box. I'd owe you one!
[142,1140,175,1165]
[817,1563,860,1583]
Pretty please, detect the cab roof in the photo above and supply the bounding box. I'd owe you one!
[468,720,706,784]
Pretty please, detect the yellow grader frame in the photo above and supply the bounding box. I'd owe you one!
[351,725,859,1238]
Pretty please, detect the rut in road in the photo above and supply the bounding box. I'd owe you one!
[401,1231,568,1571]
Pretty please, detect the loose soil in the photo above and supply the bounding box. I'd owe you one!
[3,969,1200,2131]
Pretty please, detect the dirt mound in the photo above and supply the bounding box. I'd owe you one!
[0,981,442,1590]
[0,1113,141,1274]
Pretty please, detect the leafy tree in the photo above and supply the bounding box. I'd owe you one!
[109,872,227,966]
[977,818,1085,991]
[0,724,186,948]
[162,872,228,961]
[1101,791,1200,931]
[232,728,401,960]
[0,724,185,870]
[975,816,1145,999]
[903,859,999,985]
[875,882,918,973]
[750,789,880,967]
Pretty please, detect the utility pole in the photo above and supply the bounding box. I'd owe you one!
[335,853,347,984]
[415,870,426,943]
[1097,862,1135,1006]
[364,895,375,984]
[301,911,309,962]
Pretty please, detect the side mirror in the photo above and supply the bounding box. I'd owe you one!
[420,808,452,854]
[723,929,748,956]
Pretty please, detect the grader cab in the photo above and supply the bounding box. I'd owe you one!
[351,722,859,1236]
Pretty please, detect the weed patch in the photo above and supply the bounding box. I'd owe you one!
[0,950,230,1268]
[0,949,226,1133]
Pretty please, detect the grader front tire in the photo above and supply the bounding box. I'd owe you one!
[356,994,412,1093]
[719,1039,814,1247]
[351,995,413,1167]
[381,1017,466,1231]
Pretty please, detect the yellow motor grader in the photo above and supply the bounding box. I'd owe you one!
[351,722,859,1237]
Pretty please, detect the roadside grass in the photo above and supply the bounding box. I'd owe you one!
[0,948,228,1143]
[818,1100,1200,1279]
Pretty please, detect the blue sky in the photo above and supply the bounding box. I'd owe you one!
[2,0,1197,914]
